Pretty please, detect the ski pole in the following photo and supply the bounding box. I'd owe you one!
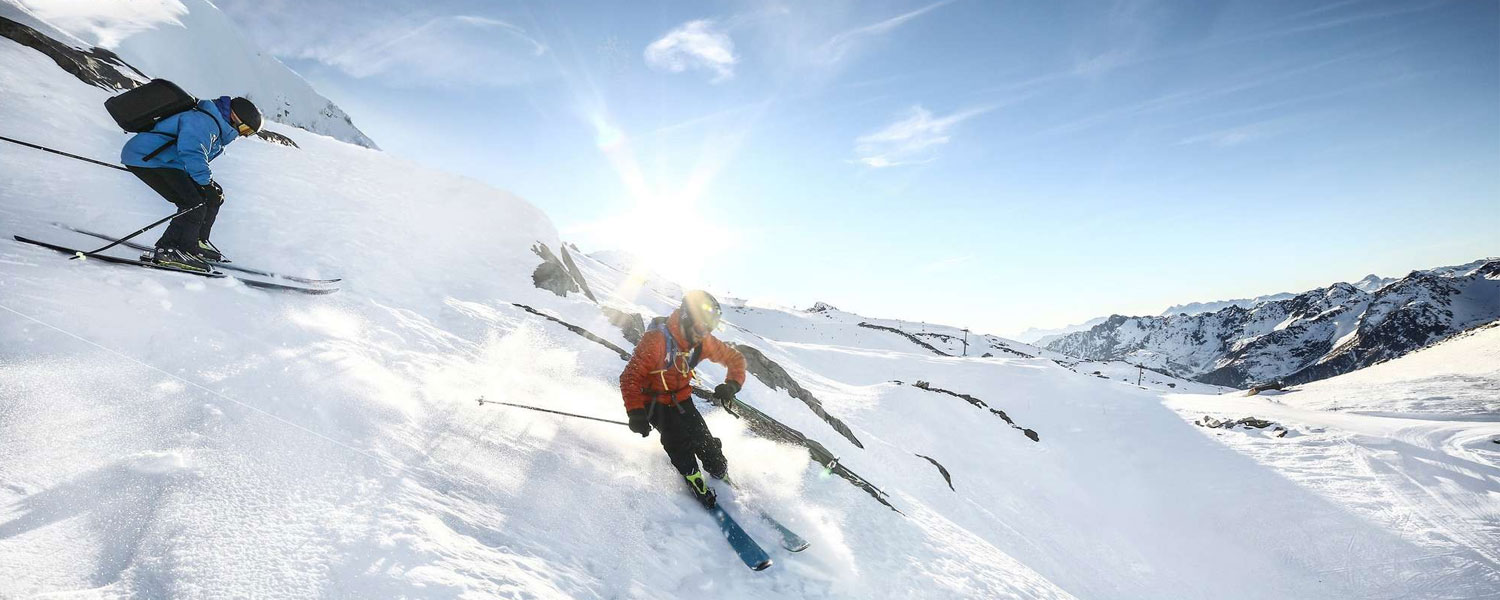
[70,202,204,260]
[476,396,629,426]
[0,135,129,172]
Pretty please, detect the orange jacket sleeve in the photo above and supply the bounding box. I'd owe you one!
[701,334,747,389]
[620,330,666,411]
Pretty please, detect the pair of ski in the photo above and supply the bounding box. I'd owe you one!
[704,477,810,571]
[14,225,340,295]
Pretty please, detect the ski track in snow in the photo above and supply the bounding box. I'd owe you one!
[1166,325,1500,597]
[2,14,1499,599]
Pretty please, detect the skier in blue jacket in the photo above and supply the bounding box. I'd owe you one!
[121,96,261,272]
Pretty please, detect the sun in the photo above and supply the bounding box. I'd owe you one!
[570,111,739,298]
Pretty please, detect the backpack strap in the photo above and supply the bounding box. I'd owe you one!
[643,320,704,401]
[140,106,224,162]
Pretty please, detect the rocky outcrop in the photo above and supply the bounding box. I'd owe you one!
[899,380,1040,442]
[1195,415,1289,438]
[806,302,838,313]
[558,245,596,302]
[510,303,629,361]
[0,16,142,91]
[732,344,864,449]
[530,243,581,298]
[530,243,598,300]
[858,322,951,356]
[1048,259,1500,388]
[915,454,954,491]
[601,307,645,345]
[255,130,299,148]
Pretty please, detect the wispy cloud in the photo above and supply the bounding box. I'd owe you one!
[817,0,956,65]
[1177,122,1277,148]
[308,15,551,87]
[644,20,737,83]
[854,105,993,168]
[1038,47,1393,138]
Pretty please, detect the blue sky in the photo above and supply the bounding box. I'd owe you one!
[218,0,1498,336]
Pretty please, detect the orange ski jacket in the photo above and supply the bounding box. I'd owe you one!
[620,310,747,411]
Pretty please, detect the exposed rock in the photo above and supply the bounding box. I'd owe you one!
[601,307,645,345]
[0,16,142,91]
[510,303,628,361]
[1246,381,1285,396]
[531,243,580,298]
[915,454,955,491]
[902,380,1040,442]
[858,322,951,356]
[558,244,597,302]
[1195,415,1290,438]
[255,129,299,148]
[806,302,838,313]
[732,344,864,449]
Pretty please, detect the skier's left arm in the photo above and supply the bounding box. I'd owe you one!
[176,111,219,186]
[702,335,747,396]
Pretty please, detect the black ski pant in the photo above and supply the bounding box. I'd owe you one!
[649,400,727,478]
[128,166,222,251]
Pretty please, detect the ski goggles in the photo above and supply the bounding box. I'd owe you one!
[686,302,722,333]
[231,112,257,137]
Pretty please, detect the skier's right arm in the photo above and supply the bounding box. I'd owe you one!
[176,111,218,186]
[619,331,664,412]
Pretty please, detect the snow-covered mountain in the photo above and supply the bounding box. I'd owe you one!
[2,11,1497,599]
[1047,259,1500,388]
[1013,316,1107,345]
[1159,292,1296,317]
[0,0,376,148]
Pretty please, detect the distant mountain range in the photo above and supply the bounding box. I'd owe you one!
[1046,258,1500,388]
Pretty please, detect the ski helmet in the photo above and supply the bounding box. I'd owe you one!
[680,290,722,337]
[230,97,261,135]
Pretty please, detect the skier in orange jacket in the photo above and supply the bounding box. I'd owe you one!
[620,290,747,508]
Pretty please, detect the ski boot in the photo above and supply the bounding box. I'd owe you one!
[144,246,211,273]
[685,470,717,509]
[196,239,227,263]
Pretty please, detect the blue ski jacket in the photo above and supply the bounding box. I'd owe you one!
[120,97,237,185]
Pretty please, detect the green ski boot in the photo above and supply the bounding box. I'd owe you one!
[685,469,717,509]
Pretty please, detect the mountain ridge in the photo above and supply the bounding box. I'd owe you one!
[1047,258,1500,388]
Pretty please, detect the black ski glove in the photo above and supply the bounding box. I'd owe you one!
[713,381,741,415]
[627,408,651,437]
[198,180,224,204]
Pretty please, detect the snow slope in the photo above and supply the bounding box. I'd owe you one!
[2,18,1497,600]
[1166,322,1500,592]
[0,0,377,148]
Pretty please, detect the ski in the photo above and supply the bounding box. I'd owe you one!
[723,477,810,552]
[754,509,810,553]
[56,224,342,285]
[708,503,773,571]
[14,236,339,295]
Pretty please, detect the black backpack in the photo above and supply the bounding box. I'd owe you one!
[105,79,198,132]
[106,79,224,161]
